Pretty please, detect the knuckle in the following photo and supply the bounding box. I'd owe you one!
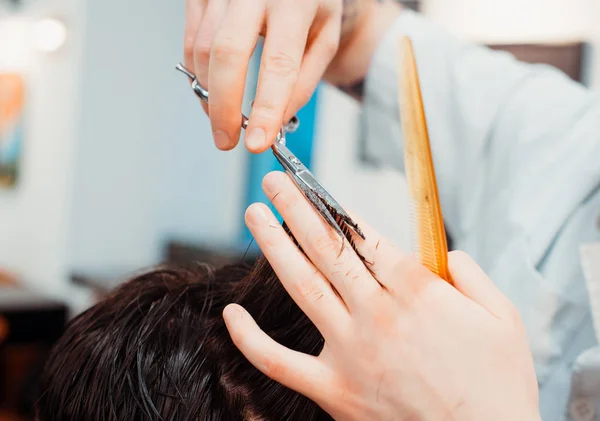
[262,50,299,79]
[269,188,296,212]
[194,41,211,63]
[251,97,281,121]
[390,253,417,277]
[310,229,342,255]
[211,38,245,64]
[295,276,324,301]
[183,35,196,61]
[263,357,286,379]
[323,38,340,58]
[389,256,430,298]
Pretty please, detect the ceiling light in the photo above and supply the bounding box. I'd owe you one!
[33,18,67,53]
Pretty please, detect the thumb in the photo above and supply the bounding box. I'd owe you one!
[223,304,335,401]
[448,251,513,318]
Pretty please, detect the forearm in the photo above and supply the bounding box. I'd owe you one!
[357,8,600,258]
[326,0,402,101]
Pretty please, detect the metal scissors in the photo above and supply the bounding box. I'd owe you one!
[175,63,365,241]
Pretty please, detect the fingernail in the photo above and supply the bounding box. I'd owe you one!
[262,171,285,195]
[213,130,230,150]
[246,128,266,150]
[246,204,269,226]
[223,304,244,321]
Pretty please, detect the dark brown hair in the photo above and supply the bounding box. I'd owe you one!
[35,255,332,421]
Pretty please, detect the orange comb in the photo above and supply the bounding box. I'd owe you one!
[398,36,452,284]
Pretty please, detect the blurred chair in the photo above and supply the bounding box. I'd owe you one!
[0,317,7,344]
[165,240,257,268]
[0,287,67,419]
[71,239,259,301]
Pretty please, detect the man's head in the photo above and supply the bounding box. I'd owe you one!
[35,258,331,421]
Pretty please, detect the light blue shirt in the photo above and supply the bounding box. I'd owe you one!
[361,10,600,421]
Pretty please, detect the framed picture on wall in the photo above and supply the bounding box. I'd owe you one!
[0,73,25,188]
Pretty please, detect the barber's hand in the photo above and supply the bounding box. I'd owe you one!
[183,0,368,153]
[224,171,541,421]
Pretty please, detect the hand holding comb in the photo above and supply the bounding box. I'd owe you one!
[398,36,452,284]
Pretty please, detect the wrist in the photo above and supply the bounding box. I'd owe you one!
[326,0,402,90]
[340,0,368,40]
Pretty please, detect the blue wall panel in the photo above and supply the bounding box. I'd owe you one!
[239,87,320,252]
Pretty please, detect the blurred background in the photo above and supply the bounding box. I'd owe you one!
[0,0,598,419]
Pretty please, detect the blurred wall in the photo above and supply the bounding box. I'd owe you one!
[312,0,600,253]
[0,0,86,303]
[0,0,248,306]
[69,0,248,277]
[70,0,599,287]
[312,86,412,252]
[0,0,597,307]
[424,0,590,42]
[423,0,600,88]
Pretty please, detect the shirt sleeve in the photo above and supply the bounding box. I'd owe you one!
[565,345,600,421]
[360,10,600,268]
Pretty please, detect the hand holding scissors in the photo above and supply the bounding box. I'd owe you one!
[183,0,370,153]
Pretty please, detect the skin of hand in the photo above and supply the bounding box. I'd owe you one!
[223,171,542,421]
[326,0,401,89]
[183,0,391,153]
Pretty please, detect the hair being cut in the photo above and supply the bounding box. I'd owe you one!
[35,254,333,421]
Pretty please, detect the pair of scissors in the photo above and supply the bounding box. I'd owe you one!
[175,63,365,242]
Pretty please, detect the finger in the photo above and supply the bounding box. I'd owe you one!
[184,0,205,71]
[285,17,340,120]
[448,250,513,318]
[244,2,317,153]
[245,202,351,336]
[193,0,228,115]
[262,171,381,309]
[209,0,265,150]
[223,304,335,403]
[194,0,228,86]
[337,211,406,285]
[332,211,443,306]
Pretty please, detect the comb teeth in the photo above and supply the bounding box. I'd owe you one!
[408,200,448,279]
[399,36,451,284]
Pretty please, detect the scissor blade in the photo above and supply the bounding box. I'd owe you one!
[272,143,365,240]
[300,180,348,241]
[300,179,366,240]
[271,150,342,238]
